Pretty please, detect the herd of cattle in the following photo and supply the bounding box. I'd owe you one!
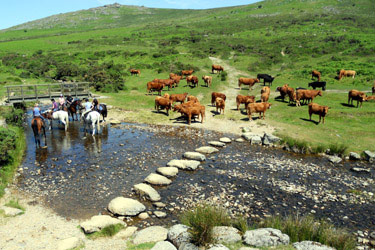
[129,67,374,125]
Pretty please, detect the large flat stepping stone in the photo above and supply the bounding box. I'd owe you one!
[57,237,83,250]
[110,119,121,125]
[133,226,168,245]
[151,241,177,250]
[293,241,335,250]
[212,226,241,243]
[195,146,219,154]
[243,228,290,247]
[145,173,172,185]
[157,167,178,177]
[80,215,125,234]
[183,152,206,161]
[167,159,200,170]
[209,141,226,147]
[133,183,161,202]
[108,197,146,216]
[219,137,231,143]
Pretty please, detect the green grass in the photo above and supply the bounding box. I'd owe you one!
[5,199,25,211]
[126,242,156,250]
[84,224,125,239]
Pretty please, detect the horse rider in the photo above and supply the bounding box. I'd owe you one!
[58,94,65,110]
[51,99,59,112]
[66,95,74,108]
[33,103,45,125]
[92,98,99,112]
[82,98,92,119]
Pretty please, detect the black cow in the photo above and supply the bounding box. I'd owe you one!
[257,74,275,86]
[308,81,326,91]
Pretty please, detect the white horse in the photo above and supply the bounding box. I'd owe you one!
[42,110,69,131]
[82,111,101,136]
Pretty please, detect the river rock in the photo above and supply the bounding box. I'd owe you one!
[350,167,370,173]
[145,173,172,185]
[80,215,126,234]
[242,132,258,141]
[57,237,83,250]
[263,133,280,143]
[363,150,375,162]
[168,224,192,248]
[133,183,161,202]
[153,202,166,208]
[251,136,262,145]
[235,138,245,142]
[110,119,121,125]
[107,197,146,216]
[293,241,335,250]
[154,211,167,218]
[327,155,342,164]
[183,152,206,161]
[179,242,199,250]
[238,248,258,250]
[157,167,178,177]
[349,152,361,160]
[195,146,219,154]
[262,136,270,146]
[0,206,23,216]
[133,226,168,244]
[243,228,290,247]
[167,159,201,170]
[151,241,177,250]
[208,141,226,147]
[219,137,231,143]
[212,226,241,243]
[115,226,138,239]
[207,244,229,250]
[138,212,149,220]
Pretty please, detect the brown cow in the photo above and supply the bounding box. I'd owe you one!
[247,102,272,121]
[202,75,212,87]
[186,75,199,87]
[153,78,175,90]
[366,95,375,101]
[147,81,164,96]
[170,93,188,104]
[187,95,199,103]
[276,85,288,101]
[285,85,296,104]
[215,97,225,114]
[296,89,322,107]
[212,64,224,74]
[178,103,205,125]
[171,75,182,87]
[173,101,196,114]
[238,78,259,90]
[236,95,255,110]
[211,92,226,106]
[338,69,356,80]
[348,89,366,108]
[181,70,194,78]
[163,93,170,99]
[169,73,179,79]
[130,69,141,76]
[155,97,172,116]
[311,70,321,82]
[308,103,330,124]
[261,86,271,103]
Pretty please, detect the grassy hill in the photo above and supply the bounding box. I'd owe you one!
[0,0,374,152]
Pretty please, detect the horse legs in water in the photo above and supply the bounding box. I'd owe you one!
[42,125,47,147]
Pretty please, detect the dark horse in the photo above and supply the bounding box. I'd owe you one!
[31,117,47,148]
[97,104,108,122]
[67,100,83,121]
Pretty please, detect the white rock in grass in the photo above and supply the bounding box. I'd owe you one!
[151,241,177,250]
[107,197,145,216]
[243,228,289,247]
[132,226,168,245]
[157,167,178,177]
[212,226,241,243]
[167,159,200,170]
[0,206,23,216]
[145,173,172,185]
[80,215,125,234]
[207,244,230,250]
[57,237,83,250]
[167,224,192,248]
[293,241,335,250]
[183,152,206,161]
[115,226,138,239]
[133,183,161,202]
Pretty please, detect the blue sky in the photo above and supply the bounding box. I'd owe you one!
[0,0,259,30]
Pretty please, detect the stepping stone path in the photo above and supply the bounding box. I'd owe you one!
[243,228,290,247]
[152,241,177,250]
[154,211,167,218]
[293,241,335,250]
[251,136,262,145]
[133,183,161,202]
[110,119,121,125]
[183,152,206,161]
[167,159,201,170]
[107,197,146,216]
[208,141,226,147]
[364,150,375,162]
[212,226,241,243]
[349,152,361,160]
[145,173,172,185]
[327,155,342,164]
[219,137,231,143]
[351,167,370,173]
[157,167,178,177]
[133,226,168,244]
[80,215,126,233]
[195,146,219,154]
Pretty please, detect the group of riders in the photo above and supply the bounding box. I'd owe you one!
[32,94,101,125]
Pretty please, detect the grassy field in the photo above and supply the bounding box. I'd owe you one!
[0,0,374,152]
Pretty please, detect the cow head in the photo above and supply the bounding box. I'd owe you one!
[267,103,272,109]
[360,94,367,102]
[317,90,323,96]
[255,78,260,83]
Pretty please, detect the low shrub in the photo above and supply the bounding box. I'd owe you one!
[220,71,228,81]
[0,128,17,164]
[328,143,348,156]
[4,108,24,127]
[85,224,124,239]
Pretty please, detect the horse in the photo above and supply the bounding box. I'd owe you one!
[82,111,101,136]
[97,104,108,122]
[67,100,83,121]
[42,110,69,131]
[31,117,47,148]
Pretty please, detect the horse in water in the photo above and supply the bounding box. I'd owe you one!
[31,117,47,148]
[97,104,108,122]
[82,111,101,135]
[42,110,69,131]
[67,100,83,121]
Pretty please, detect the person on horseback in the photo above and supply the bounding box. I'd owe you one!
[92,98,99,112]
[33,103,45,125]
[51,99,59,112]
[66,95,73,109]
[82,98,92,119]
[58,94,65,110]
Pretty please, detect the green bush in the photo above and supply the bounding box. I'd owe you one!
[4,108,24,127]
[328,143,348,156]
[220,71,228,81]
[0,128,17,164]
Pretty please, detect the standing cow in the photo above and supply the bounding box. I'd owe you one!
[212,65,224,74]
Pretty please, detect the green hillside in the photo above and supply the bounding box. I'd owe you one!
[0,0,374,152]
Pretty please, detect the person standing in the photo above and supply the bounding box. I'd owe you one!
[82,98,92,119]
[58,94,65,110]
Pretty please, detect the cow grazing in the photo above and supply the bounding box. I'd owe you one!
[187,95,199,103]
[163,93,170,99]
[308,81,326,91]
[211,92,226,106]
[212,64,224,74]
[247,102,272,121]
[215,97,225,114]
[130,69,141,76]
[238,77,259,90]
[171,75,182,87]
[284,85,296,104]
[311,70,321,82]
[202,75,212,87]
[366,96,375,101]
[257,74,275,86]
[308,103,330,124]
[296,89,322,107]
[276,85,288,101]
[348,89,366,108]
[186,75,199,88]
[147,81,164,96]
[181,70,194,78]
[155,97,172,116]
[169,73,180,79]
[236,95,255,110]
[177,103,205,125]
[261,86,271,103]
[170,93,188,104]
[338,69,356,80]
[154,78,175,90]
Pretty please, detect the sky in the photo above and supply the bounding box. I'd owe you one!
[0,0,259,30]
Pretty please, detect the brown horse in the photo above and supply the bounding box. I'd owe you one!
[31,117,47,148]
[67,100,83,121]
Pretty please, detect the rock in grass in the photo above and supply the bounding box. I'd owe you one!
[132,226,168,245]
[179,242,199,250]
[212,226,241,243]
[167,159,200,170]
[151,241,177,250]
[133,183,161,202]
[349,152,361,160]
[145,173,172,185]
[157,167,178,177]
[115,226,138,239]
[207,244,230,250]
[167,224,192,248]
[80,215,125,234]
[195,146,219,154]
[208,141,226,147]
[243,228,290,247]
[57,237,83,250]
[183,152,206,161]
[107,197,145,216]
[219,137,231,143]
[293,241,335,250]
[263,133,280,143]
[363,150,375,162]
[0,206,23,216]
